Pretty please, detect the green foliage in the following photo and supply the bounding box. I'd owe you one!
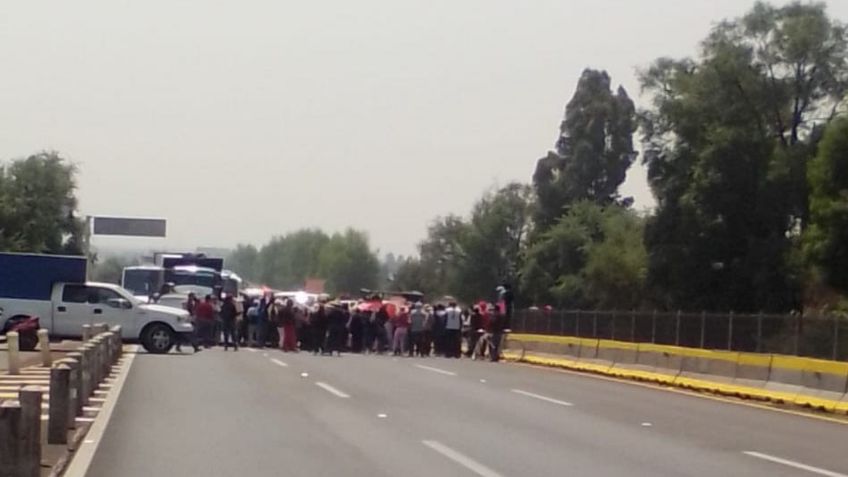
[225,244,260,281]
[639,1,847,312]
[520,203,646,309]
[805,117,848,292]
[318,229,380,295]
[226,228,379,294]
[533,69,637,231]
[90,255,139,284]
[0,152,87,255]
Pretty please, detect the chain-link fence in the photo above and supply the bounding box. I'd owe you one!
[512,309,848,361]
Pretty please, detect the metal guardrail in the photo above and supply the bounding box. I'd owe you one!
[512,309,848,361]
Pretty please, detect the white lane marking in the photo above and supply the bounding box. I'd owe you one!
[743,451,848,477]
[377,413,388,419]
[641,422,653,427]
[270,358,288,367]
[300,372,309,378]
[511,389,574,407]
[422,440,504,477]
[414,364,457,376]
[315,382,350,398]
[246,348,257,353]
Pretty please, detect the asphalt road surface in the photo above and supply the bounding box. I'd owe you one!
[85,347,848,477]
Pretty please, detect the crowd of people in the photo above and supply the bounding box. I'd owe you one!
[175,290,513,362]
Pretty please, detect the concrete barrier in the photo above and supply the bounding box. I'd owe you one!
[6,331,20,375]
[733,353,772,388]
[764,356,848,410]
[37,329,51,367]
[58,357,80,428]
[19,385,42,477]
[674,349,739,387]
[0,400,23,475]
[48,364,71,445]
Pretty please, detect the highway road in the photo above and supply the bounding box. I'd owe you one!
[85,348,848,477]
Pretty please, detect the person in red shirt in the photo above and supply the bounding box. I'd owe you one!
[195,295,216,348]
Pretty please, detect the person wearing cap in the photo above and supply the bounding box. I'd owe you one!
[444,301,463,358]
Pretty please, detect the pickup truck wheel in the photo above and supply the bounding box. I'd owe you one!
[141,323,175,354]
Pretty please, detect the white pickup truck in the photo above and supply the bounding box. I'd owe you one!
[0,253,193,353]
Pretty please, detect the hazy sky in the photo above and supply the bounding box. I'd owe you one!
[2,1,846,256]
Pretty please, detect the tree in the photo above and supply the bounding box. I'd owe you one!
[456,183,534,302]
[226,244,260,282]
[90,255,139,284]
[318,229,379,295]
[258,229,329,289]
[0,152,87,255]
[639,2,846,312]
[533,69,637,231]
[520,202,646,309]
[805,117,848,293]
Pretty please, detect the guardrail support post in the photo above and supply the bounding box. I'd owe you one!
[0,400,23,476]
[6,331,21,375]
[756,312,763,353]
[19,386,41,477]
[794,314,801,356]
[48,364,71,445]
[630,310,636,343]
[611,311,616,340]
[592,311,598,338]
[700,311,706,349]
[575,310,581,338]
[38,329,51,367]
[59,356,80,428]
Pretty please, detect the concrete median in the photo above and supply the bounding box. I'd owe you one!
[506,333,848,415]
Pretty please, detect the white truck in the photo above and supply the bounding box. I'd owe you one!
[0,253,193,354]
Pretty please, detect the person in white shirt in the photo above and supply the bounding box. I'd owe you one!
[444,302,463,358]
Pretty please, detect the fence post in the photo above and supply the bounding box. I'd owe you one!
[651,310,657,344]
[592,311,598,338]
[630,310,636,342]
[756,312,763,353]
[700,311,706,349]
[675,311,681,346]
[79,344,94,406]
[48,364,71,445]
[6,331,20,375]
[520,312,527,333]
[546,314,552,335]
[833,314,840,361]
[611,311,616,340]
[19,385,42,477]
[794,313,801,356]
[0,400,23,476]
[38,329,51,367]
[727,311,734,351]
[575,310,581,338]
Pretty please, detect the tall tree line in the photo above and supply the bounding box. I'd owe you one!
[398,1,848,313]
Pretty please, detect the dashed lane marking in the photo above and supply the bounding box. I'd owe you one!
[511,389,574,407]
[414,364,457,376]
[270,358,289,368]
[743,451,848,477]
[315,382,350,398]
[422,440,504,477]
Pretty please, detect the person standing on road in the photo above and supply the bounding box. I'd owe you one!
[176,293,201,353]
[391,307,411,356]
[280,299,297,352]
[311,303,328,355]
[374,305,390,353]
[409,303,427,357]
[220,294,239,351]
[465,306,483,358]
[444,301,462,358]
[326,303,348,356]
[432,304,446,356]
[195,295,217,348]
[348,308,365,353]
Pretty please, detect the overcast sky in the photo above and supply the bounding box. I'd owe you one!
[2,0,846,256]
